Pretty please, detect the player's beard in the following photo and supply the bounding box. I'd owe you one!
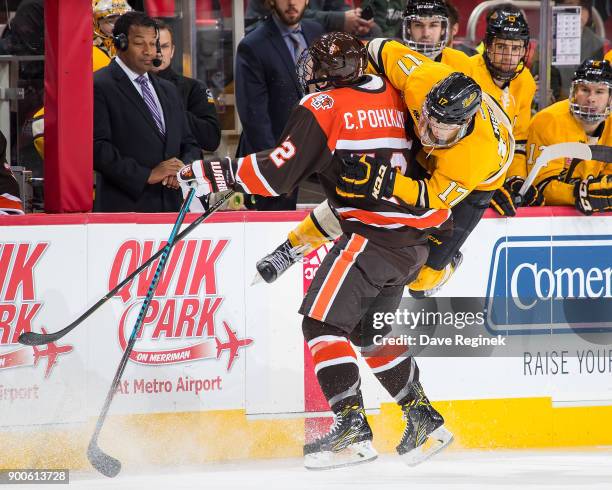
[273,3,306,26]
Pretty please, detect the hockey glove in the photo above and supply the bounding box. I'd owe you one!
[337,154,396,201]
[490,176,543,216]
[177,157,237,198]
[574,175,612,215]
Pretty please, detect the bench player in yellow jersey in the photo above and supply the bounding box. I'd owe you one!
[256,38,514,299]
[468,6,541,217]
[527,59,612,214]
[399,0,472,73]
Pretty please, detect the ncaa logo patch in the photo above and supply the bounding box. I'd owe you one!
[485,235,612,335]
[311,93,335,111]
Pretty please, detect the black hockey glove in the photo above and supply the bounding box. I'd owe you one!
[490,176,543,216]
[574,175,612,215]
[337,155,396,201]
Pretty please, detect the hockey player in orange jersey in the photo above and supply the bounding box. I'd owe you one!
[256,37,514,298]
[177,33,454,470]
[526,59,612,214]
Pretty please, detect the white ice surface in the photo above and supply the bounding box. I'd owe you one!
[31,449,612,490]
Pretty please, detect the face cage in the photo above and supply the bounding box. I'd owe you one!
[402,15,448,60]
[569,80,612,124]
[417,103,469,148]
[484,39,527,82]
[296,49,358,95]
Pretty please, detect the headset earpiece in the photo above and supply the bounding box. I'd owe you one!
[113,33,128,51]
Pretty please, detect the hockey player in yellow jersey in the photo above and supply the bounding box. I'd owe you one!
[469,7,541,217]
[605,50,612,64]
[256,38,514,298]
[399,0,472,74]
[527,59,612,214]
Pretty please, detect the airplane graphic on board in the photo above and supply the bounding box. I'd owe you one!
[32,329,73,378]
[215,322,253,371]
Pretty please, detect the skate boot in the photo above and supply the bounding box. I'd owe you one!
[396,381,453,466]
[304,404,378,470]
[253,239,306,284]
[408,251,463,298]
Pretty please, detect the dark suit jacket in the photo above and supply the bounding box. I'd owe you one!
[235,17,324,157]
[156,67,221,152]
[93,59,200,212]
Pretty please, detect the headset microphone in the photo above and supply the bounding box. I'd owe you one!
[152,24,162,67]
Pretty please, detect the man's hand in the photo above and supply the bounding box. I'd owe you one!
[490,176,543,216]
[574,174,612,215]
[148,158,184,185]
[177,157,237,198]
[344,9,373,36]
[337,154,395,201]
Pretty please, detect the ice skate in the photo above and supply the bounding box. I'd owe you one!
[252,239,307,284]
[304,404,378,470]
[396,381,453,466]
[408,251,463,298]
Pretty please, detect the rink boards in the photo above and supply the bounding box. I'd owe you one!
[1,208,611,469]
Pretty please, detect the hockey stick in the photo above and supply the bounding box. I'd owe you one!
[516,142,593,204]
[88,188,195,478]
[18,191,234,347]
[563,145,612,183]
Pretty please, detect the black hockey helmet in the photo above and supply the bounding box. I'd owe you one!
[570,59,612,123]
[484,6,530,82]
[402,0,449,59]
[296,32,367,95]
[418,72,482,147]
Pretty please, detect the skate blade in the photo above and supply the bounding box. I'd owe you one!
[250,271,264,286]
[400,425,453,467]
[304,440,378,470]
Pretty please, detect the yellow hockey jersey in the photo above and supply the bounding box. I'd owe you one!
[526,99,612,205]
[367,38,514,209]
[467,53,536,179]
[605,50,612,64]
[438,46,473,75]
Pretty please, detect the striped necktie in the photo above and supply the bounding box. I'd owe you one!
[136,74,165,136]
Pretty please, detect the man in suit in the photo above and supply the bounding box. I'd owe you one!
[94,11,200,212]
[235,0,324,210]
[150,20,221,152]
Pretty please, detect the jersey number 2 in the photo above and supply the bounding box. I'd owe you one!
[270,140,296,168]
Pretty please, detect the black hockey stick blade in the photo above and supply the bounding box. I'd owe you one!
[589,144,612,163]
[564,145,612,182]
[17,191,235,347]
[87,439,121,478]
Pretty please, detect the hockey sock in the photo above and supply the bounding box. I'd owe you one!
[288,201,342,252]
[303,316,362,412]
[363,347,420,405]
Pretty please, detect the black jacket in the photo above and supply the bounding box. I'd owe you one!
[93,59,200,212]
[234,17,324,157]
[156,67,221,152]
